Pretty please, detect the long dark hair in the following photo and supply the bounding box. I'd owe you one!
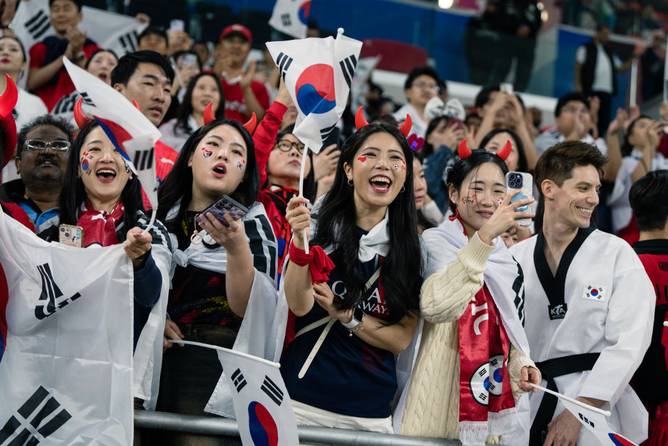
[59,120,143,235]
[157,119,259,223]
[446,149,509,214]
[174,72,225,137]
[314,122,421,324]
[267,124,316,201]
[479,127,528,173]
[622,115,651,157]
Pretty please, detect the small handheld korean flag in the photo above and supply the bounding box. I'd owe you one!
[63,57,161,227]
[531,384,638,446]
[174,341,298,446]
[269,0,311,39]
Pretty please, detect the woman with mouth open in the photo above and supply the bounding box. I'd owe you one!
[159,72,224,152]
[399,143,541,445]
[155,116,278,445]
[280,114,422,433]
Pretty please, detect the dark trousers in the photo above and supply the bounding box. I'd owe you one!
[487,32,537,92]
[586,90,613,137]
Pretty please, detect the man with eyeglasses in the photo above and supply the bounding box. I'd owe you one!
[0,115,74,233]
[394,66,443,137]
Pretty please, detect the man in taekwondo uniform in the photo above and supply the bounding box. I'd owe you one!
[510,141,654,446]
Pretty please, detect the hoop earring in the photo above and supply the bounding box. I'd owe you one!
[400,185,406,193]
[347,178,353,186]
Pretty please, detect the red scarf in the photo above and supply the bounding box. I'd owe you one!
[76,201,125,247]
[458,285,515,435]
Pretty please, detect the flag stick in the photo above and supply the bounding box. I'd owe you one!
[299,147,310,254]
[142,208,157,235]
[166,339,281,368]
[663,35,668,103]
[529,383,611,417]
[663,321,668,327]
[630,60,638,108]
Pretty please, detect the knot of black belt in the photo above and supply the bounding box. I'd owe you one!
[529,352,600,445]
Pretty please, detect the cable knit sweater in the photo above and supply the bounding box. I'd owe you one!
[400,232,534,441]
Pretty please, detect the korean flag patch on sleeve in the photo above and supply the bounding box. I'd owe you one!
[583,285,606,302]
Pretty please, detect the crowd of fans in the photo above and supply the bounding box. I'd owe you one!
[0,0,667,445]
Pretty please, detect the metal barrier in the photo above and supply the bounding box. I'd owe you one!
[135,411,462,446]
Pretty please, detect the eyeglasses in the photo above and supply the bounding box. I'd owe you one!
[275,140,305,154]
[24,139,71,152]
[412,81,439,91]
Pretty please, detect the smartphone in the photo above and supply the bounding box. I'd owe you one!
[196,195,249,228]
[59,224,83,248]
[500,82,514,95]
[505,171,533,227]
[323,127,340,148]
[169,19,185,32]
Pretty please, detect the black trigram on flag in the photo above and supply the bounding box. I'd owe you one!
[24,9,51,41]
[118,30,140,54]
[339,54,358,88]
[276,52,294,80]
[578,412,595,428]
[52,93,77,115]
[35,263,81,320]
[320,123,337,142]
[0,386,72,445]
[261,376,284,406]
[133,147,154,171]
[231,369,247,393]
[280,13,292,27]
[79,92,95,107]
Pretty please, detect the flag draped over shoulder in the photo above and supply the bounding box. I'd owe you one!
[11,0,146,57]
[266,31,362,152]
[63,57,161,212]
[0,208,134,445]
[268,0,311,39]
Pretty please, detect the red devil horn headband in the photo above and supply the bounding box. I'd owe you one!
[243,112,257,135]
[458,138,472,159]
[203,102,216,125]
[355,106,412,138]
[73,96,91,129]
[0,74,17,119]
[496,139,513,161]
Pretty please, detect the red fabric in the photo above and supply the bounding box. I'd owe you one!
[458,285,515,424]
[643,402,668,446]
[142,140,178,210]
[29,41,99,111]
[288,243,335,284]
[221,78,270,123]
[663,313,668,369]
[0,202,35,231]
[618,215,640,245]
[76,201,124,247]
[253,100,288,186]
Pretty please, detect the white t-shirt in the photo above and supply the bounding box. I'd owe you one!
[393,103,427,137]
[576,43,622,93]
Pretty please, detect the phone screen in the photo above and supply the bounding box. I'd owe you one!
[196,195,249,227]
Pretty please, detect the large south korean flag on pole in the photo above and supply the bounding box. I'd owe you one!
[0,208,133,445]
[266,29,362,152]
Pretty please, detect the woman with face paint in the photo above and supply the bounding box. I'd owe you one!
[280,109,422,432]
[155,115,278,442]
[399,142,541,444]
[38,120,172,353]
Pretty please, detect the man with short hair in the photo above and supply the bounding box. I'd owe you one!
[27,0,99,110]
[111,50,178,182]
[137,26,169,56]
[393,66,441,137]
[215,24,269,122]
[629,171,668,445]
[0,115,74,233]
[510,141,654,445]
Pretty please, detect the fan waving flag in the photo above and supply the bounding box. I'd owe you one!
[266,29,362,152]
[63,57,161,214]
[0,207,134,445]
[269,0,311,39]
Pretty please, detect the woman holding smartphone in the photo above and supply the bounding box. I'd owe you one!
[281,116,422,432]
[156,117,277,443]
[400,144,541,444]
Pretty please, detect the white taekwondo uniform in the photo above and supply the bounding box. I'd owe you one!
[510,227,654,444]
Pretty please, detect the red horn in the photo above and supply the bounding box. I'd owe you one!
[203,102,216,125]
[73,96,91,129]
[131,99,140,110]
[0,74,17,119]
[355,106,369,130]
[458,138,472,159]
[243,112,257,135]
[496,139,513,161]
[398,114,412,137]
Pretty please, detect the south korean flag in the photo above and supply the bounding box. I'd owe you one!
[266,30,362,152]
[268,0,311,39]
[203,343,298,446]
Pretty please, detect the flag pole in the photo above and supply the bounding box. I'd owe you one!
[529,383,611,417]
[629,59,638,108]
[299,146,310,254]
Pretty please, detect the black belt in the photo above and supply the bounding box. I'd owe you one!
[529,352,601,445]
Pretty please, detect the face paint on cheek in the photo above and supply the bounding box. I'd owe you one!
[357,155,367,163]
[80,158,90,174]
[391,160,406,171]
[236,160,246,171]
[201,147,213,158]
